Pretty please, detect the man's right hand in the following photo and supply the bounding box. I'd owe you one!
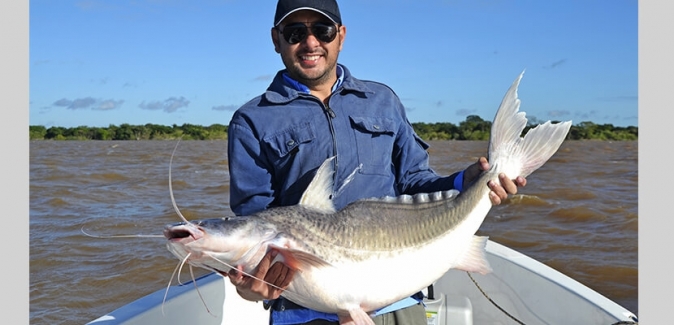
[227,249,296,302]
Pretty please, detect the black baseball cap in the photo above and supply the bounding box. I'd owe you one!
[274,0,342,26]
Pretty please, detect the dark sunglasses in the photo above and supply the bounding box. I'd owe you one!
[277,22,338,45]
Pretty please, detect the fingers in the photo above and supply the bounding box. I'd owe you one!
[265,260,295,288]
[487,179,506,205]
[227,250,272,289]
[227,265,245,285]
[488,191,502,205]
[259,249,294,289]
[227,249,295,301]
[462,157,489,187]
[264,261,296,298]
[478,157,489,172]
[254,250,277,278]
[464,157,527,206]
[498,173,518,195]
[488,173,529,205]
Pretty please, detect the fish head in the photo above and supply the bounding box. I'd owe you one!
[163,217,277,274]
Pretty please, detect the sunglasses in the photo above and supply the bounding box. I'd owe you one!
[277,22,339,45]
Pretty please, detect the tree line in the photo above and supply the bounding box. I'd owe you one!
[28,115,637,141]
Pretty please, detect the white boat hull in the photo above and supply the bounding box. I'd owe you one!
[87,240,637,325]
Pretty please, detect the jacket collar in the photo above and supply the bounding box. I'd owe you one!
[263,64,375,104]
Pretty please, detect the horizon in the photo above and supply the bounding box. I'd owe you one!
[28,117,638,129]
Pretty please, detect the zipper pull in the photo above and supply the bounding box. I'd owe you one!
[326,105,336,118]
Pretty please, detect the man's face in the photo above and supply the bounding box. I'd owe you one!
[272,10,346,89]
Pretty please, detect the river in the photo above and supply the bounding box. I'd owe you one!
[29,140,638,324]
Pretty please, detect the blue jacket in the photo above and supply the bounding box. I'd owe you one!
[227,64,464,324]
[228,64,463,216]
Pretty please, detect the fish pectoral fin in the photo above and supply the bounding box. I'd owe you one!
[453,235,493,275]
[271,246,333,271]
[338,307,375,325]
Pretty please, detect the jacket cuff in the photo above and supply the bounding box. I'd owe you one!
[453,170,465,192]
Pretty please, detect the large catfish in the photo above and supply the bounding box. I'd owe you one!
[163,72,572,325]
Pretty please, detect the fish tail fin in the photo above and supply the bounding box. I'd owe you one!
[488,71,572,179]
[454,236,492,275]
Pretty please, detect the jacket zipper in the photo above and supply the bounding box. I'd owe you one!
[325,104,336,118]
[324,101,338,187]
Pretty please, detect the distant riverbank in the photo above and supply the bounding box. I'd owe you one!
[29,116,637,141]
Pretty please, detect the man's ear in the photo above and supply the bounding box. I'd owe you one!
[338,25,346,52]
[271,27,281,53]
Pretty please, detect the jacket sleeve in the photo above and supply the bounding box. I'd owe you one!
[391,102,464,195]
[227,119,275,216]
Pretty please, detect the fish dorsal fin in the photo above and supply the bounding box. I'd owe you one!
[299,157,337,213]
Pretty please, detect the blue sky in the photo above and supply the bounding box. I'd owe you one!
[29,0,638,128]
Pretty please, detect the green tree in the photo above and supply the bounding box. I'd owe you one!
[458,115,491,140]
[29,125,47,140]
[115,124,135,140]
[91,127,111,140]
[181,123,207,140]
[207,124,228,139]
[146,123,174,139]
[45,126,66,140]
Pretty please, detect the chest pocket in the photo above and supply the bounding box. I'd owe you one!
[263,122,316,158]
[350,116,396,176]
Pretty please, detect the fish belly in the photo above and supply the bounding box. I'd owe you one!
[282,224,481,315]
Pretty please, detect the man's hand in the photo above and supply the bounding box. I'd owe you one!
[227,250,296,302]
[463,157,527,205]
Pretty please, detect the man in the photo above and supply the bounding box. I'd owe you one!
[226,0,526,324]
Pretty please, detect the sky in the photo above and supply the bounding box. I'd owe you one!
[28,0,638,128]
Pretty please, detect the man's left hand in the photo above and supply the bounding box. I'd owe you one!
[463,157,527,205]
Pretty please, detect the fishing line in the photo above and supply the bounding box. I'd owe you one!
[81,139,187,240]
[163,255,188,315]
[466,271,525,325]
[189,264,217,318]
[163,253,217,318]
[80,226,163,238]
[466,272,639,324]
[204,252,289,292]
[169,138,191,224]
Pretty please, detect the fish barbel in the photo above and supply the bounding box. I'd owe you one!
[163,71,572,325]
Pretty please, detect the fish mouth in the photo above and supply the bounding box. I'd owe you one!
[163,222,204,242]
[164,225,233,276]
[163,228,190,240]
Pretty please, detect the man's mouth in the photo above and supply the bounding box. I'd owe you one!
[300,54,321,62]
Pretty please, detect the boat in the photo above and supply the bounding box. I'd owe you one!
[86,239,638,325]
